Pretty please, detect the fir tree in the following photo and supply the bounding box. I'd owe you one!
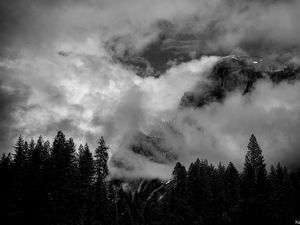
[78,143,95,225]
[94,136,111,225]
[242,134,267,194]
[241,134,268,225]
[95,136,109,180]
[0,153,13,223]
[225,162,240,225]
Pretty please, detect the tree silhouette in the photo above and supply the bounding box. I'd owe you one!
[241,134,268,225]
[94,136,111,225]
[78,143,95,225]
[95,136,109,180]
[0,132,299,225]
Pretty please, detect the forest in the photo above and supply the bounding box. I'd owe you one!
[0,131,299,225]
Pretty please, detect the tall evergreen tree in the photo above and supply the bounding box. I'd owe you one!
[267,163,295,225]
[78,143,95,225]
[168,162,195,225]
[211,164,228,225]
[225,162,240,225]
[94,136,111,225]
[95,136,109,180]
[0,153,13,224]
[79,143,94,184]
[242,134,267,194]
[11,135,29,225]
[49,131,80,225]
[188,159,213,225]
[13,135,26,169]
[290,167,300,222]
[241,134,268,225]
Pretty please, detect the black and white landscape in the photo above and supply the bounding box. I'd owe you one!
[0,0,300,225]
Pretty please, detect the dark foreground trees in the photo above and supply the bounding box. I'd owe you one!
[0,132,299,225]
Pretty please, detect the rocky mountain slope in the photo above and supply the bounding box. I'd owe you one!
[180,55,300,108]
[111,55,300,172]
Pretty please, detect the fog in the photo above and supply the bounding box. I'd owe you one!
[1,0,300,178]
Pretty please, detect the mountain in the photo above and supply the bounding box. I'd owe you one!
[180,55,300,108]
[129,131,177,164]
[110,123,180,171]
[110,55,300,171]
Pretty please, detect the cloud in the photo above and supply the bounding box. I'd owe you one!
[1,0,300,179]
[2,0,300,59]
[0,74,30,151]
[169,80,300,170]
[0,42,219,178]
[105,0,300,65]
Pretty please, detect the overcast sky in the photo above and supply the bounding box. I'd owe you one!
[1,0,300,178]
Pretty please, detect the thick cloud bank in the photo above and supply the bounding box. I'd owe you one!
[1,0,300,178]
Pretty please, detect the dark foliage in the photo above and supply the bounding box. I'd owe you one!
[0,132,299,225]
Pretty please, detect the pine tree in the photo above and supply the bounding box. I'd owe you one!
[169,162,195,225]
[241,134,268,225]
[290,167,300,223]
[12,135,29,224]
[13,135,26,169]
[173,162,187,191]
[64,137,81,225]
[27,137,44,225]
[95,136,109,180]
[188,159,213,225]
[94,136,110,225]
[225,162,240,205]
[78,143,95,225]
[0,153,13,223]
[268,163,295,225]
[242,134,267,195]
[51,130,66,175]
[225,162,240,225]
[79,143,94,184]
[211,163,228,225]
[49,131,81,225]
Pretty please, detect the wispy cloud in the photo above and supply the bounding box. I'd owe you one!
[0,0,300,178]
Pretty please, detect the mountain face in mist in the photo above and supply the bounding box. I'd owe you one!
[110,54,300,170]
[110,124,181,171]
[110,131,177,170]
[129,131,177,164]
[107,21,199,77]
[180,55,300,108]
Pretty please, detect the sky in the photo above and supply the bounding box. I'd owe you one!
[1,0,300,178]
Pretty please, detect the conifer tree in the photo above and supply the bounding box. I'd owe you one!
[95,136,109,180]
[169,162,195,225]
[241,134,268,225]
[79,143,94,184]
[94,136,110,225]
[268,163,295,225]
[13,135,26,169]
[78,143,95,225]
[242,134,267,195]
[11,135,29,224]
[188,159,213,225]
[49,131,80,225]
[0,153,13,223]
[225,162,240,225]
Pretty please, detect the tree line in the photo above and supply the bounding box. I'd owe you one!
[0,131,299,225]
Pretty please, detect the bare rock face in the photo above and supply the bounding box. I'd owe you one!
[180,55,299,108]
[129,131,177,164]
[109,124,180,172]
